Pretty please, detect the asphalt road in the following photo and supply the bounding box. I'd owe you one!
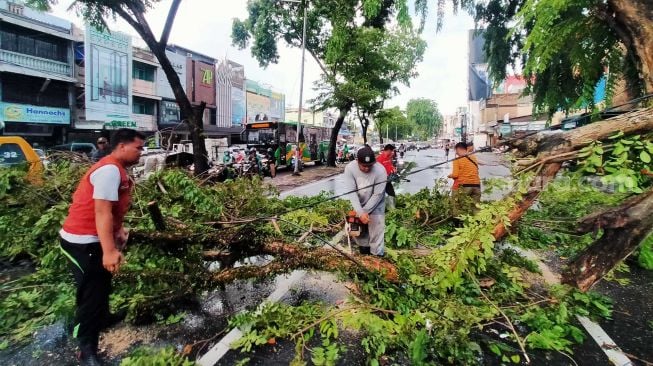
[280,148,511,199]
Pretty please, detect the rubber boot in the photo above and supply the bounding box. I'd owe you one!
[78,340,102,366]
[358,246,371,255]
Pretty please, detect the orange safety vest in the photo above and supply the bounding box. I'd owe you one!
[62,156,133,235]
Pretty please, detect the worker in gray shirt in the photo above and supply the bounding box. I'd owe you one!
[343,145,387,256]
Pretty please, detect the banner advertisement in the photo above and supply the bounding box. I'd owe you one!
[1,103,69,124]
[269,92,284,121]
[232,88,246,126]
[84,26,133,124]
[157,51,187,100]
[190,60,215,106]
[246,92,270,123]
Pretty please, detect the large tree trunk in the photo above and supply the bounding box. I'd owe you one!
[494,107,653,242]
[361,120,369,145]
[508,107,653,158]
[609,0,653,92]
[147,45,210,175]
[327,103,353,166]
[562,189,653,291]
[210,241,398,284]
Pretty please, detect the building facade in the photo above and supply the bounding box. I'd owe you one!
[285,108,336,128]
[0,0,75,145]
[1,5,285,147]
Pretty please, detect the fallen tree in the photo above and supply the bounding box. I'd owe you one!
[493,106,653,290]
[562,189,653,291]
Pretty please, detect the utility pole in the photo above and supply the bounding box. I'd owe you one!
[460,111,467,144]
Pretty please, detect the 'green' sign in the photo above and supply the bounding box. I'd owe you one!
[104,120,137,128]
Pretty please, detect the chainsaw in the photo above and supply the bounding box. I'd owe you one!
[346,210,368,237]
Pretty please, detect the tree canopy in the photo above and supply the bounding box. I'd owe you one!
[232,0,425,165]
[375,106,412,141]
[405,98,443,140]
[470,0,652,114]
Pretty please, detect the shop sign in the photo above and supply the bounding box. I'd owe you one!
[1,103,69,124]
[499,124,512,135]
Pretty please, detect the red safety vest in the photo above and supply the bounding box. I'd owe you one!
[62,156,133,235]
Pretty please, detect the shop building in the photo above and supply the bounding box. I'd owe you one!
[0,0,75,146]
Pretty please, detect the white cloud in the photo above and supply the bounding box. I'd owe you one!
[49,0,472,115]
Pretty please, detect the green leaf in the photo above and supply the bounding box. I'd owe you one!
[511,354,521,363]
[640,151,651,163]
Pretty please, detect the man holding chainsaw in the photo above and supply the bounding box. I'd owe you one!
[343,145,387,256]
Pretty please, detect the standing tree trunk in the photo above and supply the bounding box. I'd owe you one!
[327,103,353,166]
[110,1,210,175]
[608,0,653,92]
[148,47,209,175]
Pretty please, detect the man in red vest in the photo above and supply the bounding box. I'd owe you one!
[59,128,144,365]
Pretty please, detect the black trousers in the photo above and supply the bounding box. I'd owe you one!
[60,238,112,349]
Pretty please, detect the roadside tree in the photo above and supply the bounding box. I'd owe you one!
[31,0,211,174]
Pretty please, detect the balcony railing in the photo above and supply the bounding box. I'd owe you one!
[0,49,71,76]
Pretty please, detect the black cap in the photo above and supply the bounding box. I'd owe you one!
[357,146,376,165]
[383,144,395,151]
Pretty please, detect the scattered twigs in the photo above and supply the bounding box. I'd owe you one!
[297,223,314,243]
[291,306,354,339]
[468,271,531,364]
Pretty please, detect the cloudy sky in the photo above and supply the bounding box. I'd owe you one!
[48,0,474,115]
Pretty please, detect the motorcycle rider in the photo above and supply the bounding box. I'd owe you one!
[222,150,233,164]
[398,143,406,158]
[376,144,397,210]
[248,148,262,174]
[265,147,276,178]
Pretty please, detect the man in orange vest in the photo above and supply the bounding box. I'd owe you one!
[448,142,481,217]
[59,128,144,365]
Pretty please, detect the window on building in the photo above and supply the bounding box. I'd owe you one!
[1,73,69,108]
[132,98,155,115]
[132,62,155,81]
[0,23,68,62]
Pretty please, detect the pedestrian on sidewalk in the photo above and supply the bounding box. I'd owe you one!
[448,142,481,217]
[444,141,450,161]
[377,144,397,210]
[343,145,387,256]
[59,129,145,366]
[91,137,110,162]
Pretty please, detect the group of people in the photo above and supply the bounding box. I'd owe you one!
[343,141,481,257]
[61,130,481,365]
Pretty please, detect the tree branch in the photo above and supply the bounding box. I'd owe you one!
[111,6,146,37]
[125,2,159,50]
[160,0,183,47]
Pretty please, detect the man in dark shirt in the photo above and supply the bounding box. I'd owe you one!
[91,137,110,162]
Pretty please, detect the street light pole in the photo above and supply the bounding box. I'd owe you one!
[293,0,308,176]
